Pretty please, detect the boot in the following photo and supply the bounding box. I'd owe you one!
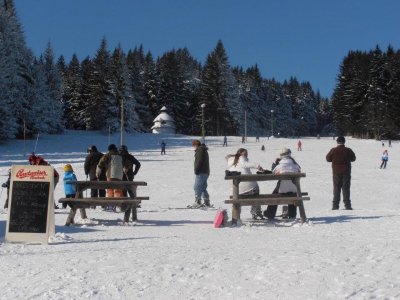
[204,199,211,207]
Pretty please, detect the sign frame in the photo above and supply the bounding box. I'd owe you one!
[5,165,55,244]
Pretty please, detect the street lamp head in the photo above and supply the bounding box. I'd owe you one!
[201,103,206,108]
[271,109,274,113]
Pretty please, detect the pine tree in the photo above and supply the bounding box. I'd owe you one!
[200,40,238,135]
[108,45,138,133]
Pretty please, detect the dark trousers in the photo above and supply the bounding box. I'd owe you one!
[333,173,352,208]
[264,192,297,219]
[90,177,106,198]
[380,160,387,169]
[122,173,135,197]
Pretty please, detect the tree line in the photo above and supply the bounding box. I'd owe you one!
[1,0,333,141]
[333,45,400,139]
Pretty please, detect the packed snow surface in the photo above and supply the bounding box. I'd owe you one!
[1,131,400,299]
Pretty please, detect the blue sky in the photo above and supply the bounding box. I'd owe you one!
[14,0,400,97]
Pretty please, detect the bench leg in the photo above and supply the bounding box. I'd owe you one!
[232,204,241,225]
[298,201,307,222]
[66,207,77,226]
[80,208,87,219]
[294,178,307,222]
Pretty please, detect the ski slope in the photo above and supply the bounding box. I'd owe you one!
[1,131,399,299]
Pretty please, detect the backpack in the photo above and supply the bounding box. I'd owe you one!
[109,155,123,180]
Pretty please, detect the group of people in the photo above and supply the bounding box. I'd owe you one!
[190,135,357,221]
[83,144,141,200]
[2,136,358,222]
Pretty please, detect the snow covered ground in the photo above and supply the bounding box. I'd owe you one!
[1,131,400,299]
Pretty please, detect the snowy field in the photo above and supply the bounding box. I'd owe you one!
[1,131,400,299]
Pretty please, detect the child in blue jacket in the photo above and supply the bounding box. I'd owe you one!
[63,164,77,208]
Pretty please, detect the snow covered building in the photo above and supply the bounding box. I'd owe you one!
[151,106,176,134]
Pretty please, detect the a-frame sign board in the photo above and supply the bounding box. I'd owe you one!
[6,165,55,244]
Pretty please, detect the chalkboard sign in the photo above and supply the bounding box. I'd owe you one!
[6,165,55,244]
[8,181,50,233]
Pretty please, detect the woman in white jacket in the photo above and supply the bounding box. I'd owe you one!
[264,147,301,219]
[226,148,264,220]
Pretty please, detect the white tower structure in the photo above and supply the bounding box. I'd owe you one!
[151,106,176,134]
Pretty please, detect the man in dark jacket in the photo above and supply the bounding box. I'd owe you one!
[192,140,211,207]
[84,145,105,197]
[326,136,356,210]
[119,145,141,197]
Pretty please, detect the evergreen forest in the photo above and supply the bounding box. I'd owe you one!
[3,0,399,141]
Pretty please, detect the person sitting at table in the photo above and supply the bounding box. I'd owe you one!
[62,164,77,209]
[226,148,264,220]
[263,148,301,220]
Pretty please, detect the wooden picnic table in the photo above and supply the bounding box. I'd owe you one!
[224,173,309,224]
[59,180,149,226]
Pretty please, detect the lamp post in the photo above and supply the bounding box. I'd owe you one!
[201,103,206,144]
[270,109,274,137]
[120,97,125,146]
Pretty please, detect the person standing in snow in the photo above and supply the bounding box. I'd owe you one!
[297,140,302,151]
[62,164,77,208]
[192,140,211,207]
[84,145,106,197]
[119,145,141,197]
[96,144,124,198]
[263,148,301,220]
[223,135,228,147]
[2,169,10,209]
[326,136,356,210]
[226,148,264,220]
[161,141,166,155]
[380,150,388,169]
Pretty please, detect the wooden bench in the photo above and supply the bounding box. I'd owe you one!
[224,173,310,224]
[58,181,149,226]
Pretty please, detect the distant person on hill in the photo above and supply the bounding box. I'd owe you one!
[388,140,392,147]
[380,150,388,169]
[223,135,228,147]
[242,136,245,144]
[297,140,302,151]
[63,164,77,209]
[261,145,265,151]
[84,145,106,197]
[326,136,356,210]
[161,141,166,155]
[226,148,264,220]
[256,135,260,142]
[191,140,211,208]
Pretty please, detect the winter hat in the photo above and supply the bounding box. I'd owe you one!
[108,144,117,151]
[336,136,346,144]
[119,145,128,152]
[280,147,292,157]
[87,145,98,153]
[64,164,73,172]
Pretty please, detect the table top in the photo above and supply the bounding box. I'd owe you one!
[66,180,147,189]
[225,173,306,182]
